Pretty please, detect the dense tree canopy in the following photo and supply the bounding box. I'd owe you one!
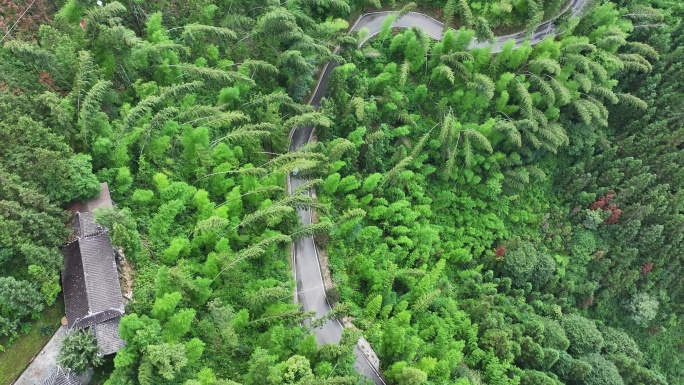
[0,0,682,384]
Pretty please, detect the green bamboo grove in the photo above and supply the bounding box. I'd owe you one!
[0,0,682,384]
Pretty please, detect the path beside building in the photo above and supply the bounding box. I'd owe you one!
[13,326,92,385]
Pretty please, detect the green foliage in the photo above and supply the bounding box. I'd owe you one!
[59,330,104,374]
[599,326,641,361]
[499,240,556,289]
[0,278,45,337]
[520,370,561,385]
[151,292,182,322]
[580,353,625,385]
[561,314,604,356]
[624,292,659,326]
[541,318,570,351]
[1,1,678,384]
[146,342,188,380]
[94,207,142,259]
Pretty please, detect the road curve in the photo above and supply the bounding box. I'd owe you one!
[287,1,588,383]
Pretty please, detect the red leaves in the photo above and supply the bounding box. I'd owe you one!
[605,206,621,224]
[0,0,53,42]
[642,262,654,277]
[494,247,506,260]
[589,189,615,210]
[589,190,621,224]
[38,72,55,91]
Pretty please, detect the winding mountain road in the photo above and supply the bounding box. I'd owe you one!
[288,1,588,383]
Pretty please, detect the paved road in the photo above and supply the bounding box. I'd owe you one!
[288,1,588,383]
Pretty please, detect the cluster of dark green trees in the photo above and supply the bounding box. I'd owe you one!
[0,53,101,342]
[0,0,682,384]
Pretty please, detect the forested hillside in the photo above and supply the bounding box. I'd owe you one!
[0,0,682,384]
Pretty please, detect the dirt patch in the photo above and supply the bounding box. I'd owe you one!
[117,252,136,304]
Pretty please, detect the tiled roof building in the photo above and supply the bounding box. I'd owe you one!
[62,183,125,356]
[41,366,79,385]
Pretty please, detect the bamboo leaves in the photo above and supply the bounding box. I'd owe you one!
[84,1,127,28]
[529,58,562,76]
[382,155,414,187]
[238,60,279,76]
[494,120,522,148]
[469,74,496,101]
[617,53,652,73]
[294,0,351,14]
[439,51,473,82]
[72,51,97,112]
[79,80,111,144]
[439,111,493,175]
[125,81,204,130]
[168,64,256,86]
[399,61,411,86]
[211,233,292,284]
[514,79,534,118]
[290,221,334,239]
[284,112,332,133]
[434,65,455,85]
[277,50,315,75]
[617,93,648,110]
[179,24,237,41]
[326,139,355,162]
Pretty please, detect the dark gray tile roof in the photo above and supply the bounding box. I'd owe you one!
[42,366,79,385]
[62,182,125,356]
[79,233,123,314]
[62,233,124,330]
[93,316,126,356]
[70,309,122,330]
[71,212,104,238]
[62,241,89,328]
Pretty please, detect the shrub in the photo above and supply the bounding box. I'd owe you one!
[580,353,625,385]
[516,336,546,369]
[39,324,54,336]
[520,370,561,385]
[59,329,104,374]
[550,350,573,379]
[500,240,556,289]
[542,348,560,371]
[561,314,603,356]
[325,287,340,305]
[569,230,597,260]
[608,353,667,385]
[600,325,642,360]
[541,318,570,351]
[624,292,659,326]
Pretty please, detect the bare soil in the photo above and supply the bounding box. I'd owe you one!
[117,252,136,304]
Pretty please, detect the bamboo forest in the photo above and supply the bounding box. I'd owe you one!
[0,0,683,384]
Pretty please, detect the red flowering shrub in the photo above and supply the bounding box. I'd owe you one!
[589,190,621,224]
